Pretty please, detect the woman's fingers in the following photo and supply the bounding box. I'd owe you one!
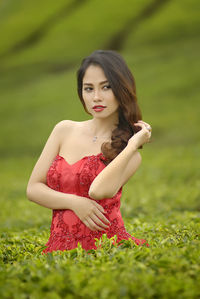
[93,201,105,213]
[138,120,150,126]
[138,120,152,131]
[83,219,90,230]
[94,208,110,225]
[92,202,110,224]
[134,122,146,129]
[135,121,152,135]
[90,213,109,230]
[76,200,111,231]
[86,217,105,231]
[85,204,110,231]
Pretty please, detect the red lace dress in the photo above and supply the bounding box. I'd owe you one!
[42,153,149,253]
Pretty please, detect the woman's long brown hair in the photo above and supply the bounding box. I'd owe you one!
[77,50,142,164]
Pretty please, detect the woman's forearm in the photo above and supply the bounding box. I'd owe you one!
[89,142,138,200]
[26,182,80,210]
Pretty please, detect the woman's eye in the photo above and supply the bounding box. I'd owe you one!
[84,87,93,92]
[103,85,111,90]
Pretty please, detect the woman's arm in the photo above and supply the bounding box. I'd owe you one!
[26,120,79,210]
[89,121,151,200]
[26,120,110,231]
[27,182,110,231]
[27,181,80,210]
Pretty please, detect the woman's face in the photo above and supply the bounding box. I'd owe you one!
[82,64,119,119]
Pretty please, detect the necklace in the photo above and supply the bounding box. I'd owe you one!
[92,135,110,143]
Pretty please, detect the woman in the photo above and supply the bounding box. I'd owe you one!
[26,50,152,253]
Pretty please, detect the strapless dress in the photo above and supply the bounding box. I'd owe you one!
[42,153,149,253]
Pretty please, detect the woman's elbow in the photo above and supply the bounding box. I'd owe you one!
[26,185,33,201]
[88,188,116,200]
[88,188,101,200]
[26,182,39,201]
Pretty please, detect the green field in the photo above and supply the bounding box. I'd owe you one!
[0,0,200,298]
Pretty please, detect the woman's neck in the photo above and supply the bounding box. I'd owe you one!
[89,115,118,137]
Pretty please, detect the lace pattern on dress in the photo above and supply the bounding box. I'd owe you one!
[78,154,103,197]
[43,153,149,253]
[47,156,63,191]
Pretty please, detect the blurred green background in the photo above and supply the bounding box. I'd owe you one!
[0,0,200,297]
[1,0,199,224]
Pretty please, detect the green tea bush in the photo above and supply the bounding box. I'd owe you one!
[0,226,199,298]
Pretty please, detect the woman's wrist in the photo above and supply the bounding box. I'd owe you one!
[127,138,138,153]
[116,140,138,163]
[68,194,80,211]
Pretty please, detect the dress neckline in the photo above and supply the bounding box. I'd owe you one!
[56,153,104,166]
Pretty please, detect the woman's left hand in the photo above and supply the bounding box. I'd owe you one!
[128,120,152,149]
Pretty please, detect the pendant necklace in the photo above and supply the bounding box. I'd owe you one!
[92,135,110,143]
[93,136,98,142]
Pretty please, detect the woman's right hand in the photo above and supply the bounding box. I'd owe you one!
[72,197,110,231]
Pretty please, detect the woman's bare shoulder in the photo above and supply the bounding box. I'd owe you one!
[54,119,89,135]
[55,119,77,128]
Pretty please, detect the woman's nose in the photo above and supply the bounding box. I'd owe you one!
[93,89,101,101]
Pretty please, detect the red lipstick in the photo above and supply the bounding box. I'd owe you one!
[92,105,106,112]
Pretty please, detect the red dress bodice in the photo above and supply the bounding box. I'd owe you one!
[42,153,149,253]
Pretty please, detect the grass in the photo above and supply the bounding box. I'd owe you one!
[0,0,200,298]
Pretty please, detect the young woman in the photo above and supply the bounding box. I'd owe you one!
[26,50,152,253]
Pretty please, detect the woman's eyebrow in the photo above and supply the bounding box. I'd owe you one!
[83,80,109,86]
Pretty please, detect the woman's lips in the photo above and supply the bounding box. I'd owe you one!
[93,105,106,112]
